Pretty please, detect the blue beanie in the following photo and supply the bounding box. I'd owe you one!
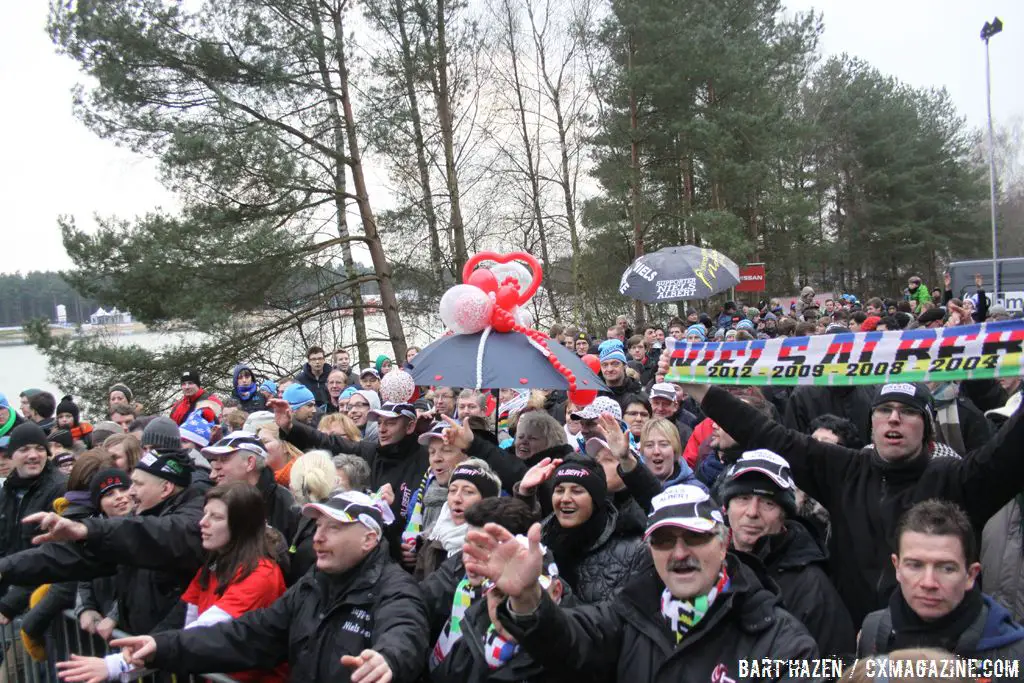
[340,386,358,400]
[283,383,316,409]
[260,380,278,397]
[736,319,756,333]
[179,412,213,448]
[685,324,707,341]
[598,339,627,364]
[0,393,8,411]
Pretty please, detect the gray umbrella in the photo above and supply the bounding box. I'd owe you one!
[407,331,606,391]
[619,245,740,303]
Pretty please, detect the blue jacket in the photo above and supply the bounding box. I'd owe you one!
[231,363,267,413]
[977,594,1024,651]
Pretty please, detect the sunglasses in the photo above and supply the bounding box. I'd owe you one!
[647,527,716,550]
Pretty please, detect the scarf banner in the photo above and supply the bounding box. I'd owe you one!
[665,320,1024,387]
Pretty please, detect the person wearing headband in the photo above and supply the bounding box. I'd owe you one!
[105,490,429,683]
[464,483,817,682]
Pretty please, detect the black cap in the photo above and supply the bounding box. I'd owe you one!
[7,422,50,457]
[48,429,74,450]
[872,383,932,416]
[181,368,201,385]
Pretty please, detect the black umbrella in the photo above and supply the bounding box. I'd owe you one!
[619,245,740,303]
[407,331,607,392]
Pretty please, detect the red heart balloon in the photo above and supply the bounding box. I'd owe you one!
[463,251,543,306]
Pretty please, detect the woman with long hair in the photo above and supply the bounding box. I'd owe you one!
[57,482,288,683]
[101,433,142,473]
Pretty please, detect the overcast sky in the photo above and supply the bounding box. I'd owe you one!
[1,0,1020,276]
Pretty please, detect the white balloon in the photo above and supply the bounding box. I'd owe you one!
[516,308,534,328]
[439,284,494,335]
[489,261,533,298]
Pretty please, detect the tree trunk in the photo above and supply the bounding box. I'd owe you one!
[394,0,446,284]
[628,35,644,325]
[308,0,369,364]
[331,5,408,361]
[503,0,560,322]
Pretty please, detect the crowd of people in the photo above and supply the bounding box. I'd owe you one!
[0,272,1022,682]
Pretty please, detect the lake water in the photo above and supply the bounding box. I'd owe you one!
[0,315,440,400]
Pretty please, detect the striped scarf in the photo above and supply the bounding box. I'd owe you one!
[401,470,434,545]
[430,577,481,668]
[660,567,730,644]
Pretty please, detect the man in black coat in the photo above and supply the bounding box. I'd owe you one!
[2,449,204,635]
[673,378,1024,627]
[783,385,874,444]
[719,449,854,656]
[107,490,429,683]
[295,345,333,408]
[464,484,818,682]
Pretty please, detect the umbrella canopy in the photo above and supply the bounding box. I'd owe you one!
[619,245,740,303]
[407,331,607,392]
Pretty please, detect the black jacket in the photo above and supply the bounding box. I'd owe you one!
[0,486,206,635]
[742,519,855,657]
[296,362,334,407]
[256,467,300,542]
[783,385,874,444]
[286,515,318,586]
[150,544,429,683]
[284,423,428,562]
[499,554,818,683]
[0,461,66,558]
[599,377,644,411]
[464,435,526,493]
[541,503,651,605]
[699,386,1024,626]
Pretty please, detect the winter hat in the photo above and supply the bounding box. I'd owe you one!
[135,450,193,488]
[340,386,359,401]
[570,396,622,422]
[259,380,278,397]
[90,468,131,510]
[825,323,848,335]
[180,368,201,386]
[142,416,185,452]
[719,449,798,518]
[685,324,707,341]
[179,412,213,448]
[55,452,75,470]
[800,286,815,298]
[7,422,50,457]
[374,355,391,373]
[56,395,81,425]
[448,463,500,499]
[872,383,932,421]
[353,390,382,412]
[47,429,74,451]
[0,393,9,411]
[283,384,316,410]
[242,411,276,435]
[551,458,607,507]
[108,383,134,403]
[861,316,882,332]
[92,422,124,446]
[917,308,946,326]
[360,367,381,380]
[763,312,778,322]
[597,339,627,365]
[735,319,755,333]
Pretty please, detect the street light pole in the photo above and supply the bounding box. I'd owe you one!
[982,17,1003,302]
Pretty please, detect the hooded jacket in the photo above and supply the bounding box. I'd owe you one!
[540,502,651,605]
[283,422,428,563]
[295,362,334,408]
[699,386,1024,626]
[149,543,429,683]
[783,385,874,445]
[741,518,855,657]
[498,554,818,683]
[0,485,206,635]
[232,364,267,414]
[256,466,300,543]
[858,593,1024,677]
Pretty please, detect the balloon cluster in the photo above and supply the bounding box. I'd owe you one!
[437,251,595,406]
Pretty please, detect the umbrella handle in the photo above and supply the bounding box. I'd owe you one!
[475,326,493,390]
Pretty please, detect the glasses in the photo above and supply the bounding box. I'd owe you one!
[648,527,715,550]
[872,405,923,420]
[348,401,370,410]
[624,410,650,418]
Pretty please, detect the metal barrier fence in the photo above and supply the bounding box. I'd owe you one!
[0,610,238,683]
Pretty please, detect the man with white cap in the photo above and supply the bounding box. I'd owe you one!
[463,484,817,682]
[568,397,622,452]
[648,382,696,445]
[110,490,430,683]
[720,449,854,656]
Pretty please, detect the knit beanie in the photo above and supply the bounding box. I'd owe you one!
[179,412,213,448]
[180,368,201,386]
[917,308,946,326]
[90,468,131,510]
[259,380,278,397]
[449,464,500,500]
[0,393,9,411]
[283,383,316,409]
[142,416,184,452]
[736,319,756,333]
[861,316,882,332]
[374,355,391,373]
[719,464,798,518]
[56,395,81,425]
[108,383,134,403]
[551,458,607,508]
[135,450,193,488]
[47,429,74,451]
[20,388,42,400]
[7,422,50,456]
[597,339,627,365]
[685,324,707,341]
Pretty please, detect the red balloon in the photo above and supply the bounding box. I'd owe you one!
[569,389,597,406]
[495,284,518,311]
[466,268,499,294]
[492,309,515,333]
[581,354,601,375]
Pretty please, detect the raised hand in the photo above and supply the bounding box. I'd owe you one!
[342,649,393,683]
[598,414,628,459]
[441,415,473,452]
[519,457,562,495]
[975,273,984,289]
[267,398,293,433]
[22,512,88,545]
[108,635,157,668]
[463,522,544,605]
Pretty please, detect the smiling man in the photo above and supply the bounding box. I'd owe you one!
[857,500,1024,672]
[670,372,1024,627]
[464,484,816,682]
[0,423,65,559]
